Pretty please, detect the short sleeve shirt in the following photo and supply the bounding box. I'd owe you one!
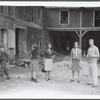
[87,45,99,63]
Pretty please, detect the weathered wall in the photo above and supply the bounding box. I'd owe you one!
[8,30,15,59]
[0,6,14,31]
[0,6,43,59]
[27,27,42,56]
[15,6,43,27]
[15,6,32,22]
[44,8,80,28]
[32,7,43,26]
[0,6,14,17]
[82,8,94,27]
[0,6,43,30]
[16,28,27,59]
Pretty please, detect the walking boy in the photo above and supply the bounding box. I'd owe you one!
[0,46,10,80]
[30,44,39,83]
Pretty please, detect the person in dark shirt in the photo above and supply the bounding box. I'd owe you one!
[0,46,10,81]
[30,44,39,83]
[44,43,57,81]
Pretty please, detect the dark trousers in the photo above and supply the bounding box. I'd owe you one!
[0,61,9,77]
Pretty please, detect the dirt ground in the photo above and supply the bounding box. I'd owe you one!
[0,58,100,99]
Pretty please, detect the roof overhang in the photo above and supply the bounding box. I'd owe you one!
[44,27,100,31]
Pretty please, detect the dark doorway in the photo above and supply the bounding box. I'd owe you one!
[15,28,27,59]
[82,31,100,53]
[48,31,79,55]
[1,29,8,49]
[15,28,20,58]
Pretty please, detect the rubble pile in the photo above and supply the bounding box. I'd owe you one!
[52,60,71,77]
[52,60,89,77]
[80,60,89,76]
[9,59,31,68]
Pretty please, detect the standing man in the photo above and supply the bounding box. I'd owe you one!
[87,39,99,87]
[30,43,39,83]
[0,46,10,81]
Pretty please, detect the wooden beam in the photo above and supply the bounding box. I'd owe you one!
[75,31,87,49]
[81,31,87,37]
[45,27,100,31]
[75,31,80,37]
[80,8,82,28]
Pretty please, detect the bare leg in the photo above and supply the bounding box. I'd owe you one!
[70,71,75,82]
[46,71,49,81]
[77,71,80,83]
[72,71,75,80]
[33,71,38,83]
[31,71,34,81]
[48,71,51,80]
[33,71,36,79]
[30,60,34,80]
[4,65,10,79]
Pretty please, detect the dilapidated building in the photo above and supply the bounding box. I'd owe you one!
[43,7,100,55]
[0,6,43,59]
[0,6,100,59]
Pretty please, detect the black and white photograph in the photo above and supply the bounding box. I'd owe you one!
[0,1,100,99]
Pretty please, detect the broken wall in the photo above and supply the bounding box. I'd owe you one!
[27,27,42,57]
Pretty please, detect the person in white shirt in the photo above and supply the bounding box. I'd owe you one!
[87,39,99,87]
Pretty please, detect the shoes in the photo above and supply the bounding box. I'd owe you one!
[48,78,52,80]
[31,78,34,81]
[31,78,38,83]
[70,79,74,82]
[46,78,52,81]
[77,80,80,83]
[92,85,98,88]
[98,76,100,78]
[70,80,80,83]
[7,76,10,80]
[33,79,39,83]
[86,83,92,85]
[46,79,49,81]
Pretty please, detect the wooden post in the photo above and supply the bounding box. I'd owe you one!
[79,31,82,49]
[79,31,87,49]
[0,28,1,46]
[41,30,46,50]
[75,30,87,49]
[75,31,82,49]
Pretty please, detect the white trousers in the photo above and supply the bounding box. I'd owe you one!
[88,63,98,86]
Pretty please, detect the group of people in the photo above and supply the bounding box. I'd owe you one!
[70,39,99,87]
[30,39,100,88]
[0,39,99,88]
[30,43,56,82]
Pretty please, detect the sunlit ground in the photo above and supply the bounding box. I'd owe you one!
[0,56,100,99]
